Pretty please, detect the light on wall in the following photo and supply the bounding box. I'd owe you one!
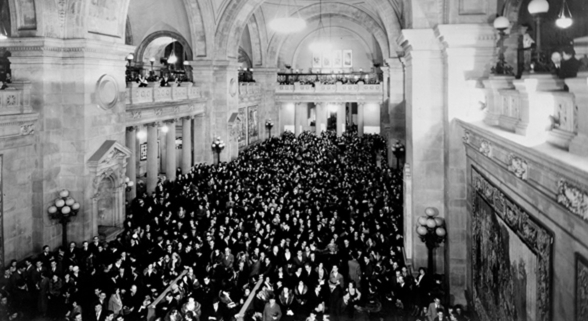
[555,0,573,29]
[136,130,147,139]
[161,125,169,133]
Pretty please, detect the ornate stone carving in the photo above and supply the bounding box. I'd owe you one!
[463,130,471,144]
[557,179,588,220]
[20,123,35,136]
[507,153,528,180]
[154,109,163,116]
[131,111,142,119]
[577,254,588,321]
[479,139,492,157]
[471,167,553,321]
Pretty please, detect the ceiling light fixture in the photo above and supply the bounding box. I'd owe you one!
[555,0,573,29]
[268,0,306,34]
[167,40,178,65]
[309,0,332,54]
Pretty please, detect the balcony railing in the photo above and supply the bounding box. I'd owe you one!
[125,82,203,105]
[484,73,588,155]
[239,82,261,97]
[276,82,382,94]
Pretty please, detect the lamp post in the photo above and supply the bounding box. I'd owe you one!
[528,0,549,54]
[491,16,514,76]
[211,137,225,165]
[47,190,80,247]
[416,207,446,273]
[124,177,134,193]
[265,120,274,139]
[391,140,405,169]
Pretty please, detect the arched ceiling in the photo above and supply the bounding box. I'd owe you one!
[216,0,404,62]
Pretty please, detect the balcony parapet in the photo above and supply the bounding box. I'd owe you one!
[0,81,33,115]
[125,82,203,105]
[276,82,382,94]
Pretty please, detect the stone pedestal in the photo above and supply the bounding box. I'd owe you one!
[212,61,240,161]
[254,68,279,140]
[400,29,445,271]
[567,73,588,156]
[483,75,516,126]
[514,74,564,137]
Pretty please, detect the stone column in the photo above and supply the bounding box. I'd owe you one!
[254,68,279,139]
[315,103,325,135]
[193,114,210,164]
[567,73,588,156]
[181,117,192,173]
[125,126,137,200]
[295,103,306,136]
[357,102,365,136]
[336,103,345,136]
[436,24,498,305]
[165,119,177,182]
[146,123,158,194]
[400,29,444,271]
[386,58,406,166]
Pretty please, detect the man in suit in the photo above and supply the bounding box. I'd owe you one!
[90,302,106,321]
[427,297,444,321]
[560,47,581,79]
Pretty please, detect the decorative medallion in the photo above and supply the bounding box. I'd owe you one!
[479,139,492,157]
[20,123,35,136]
[95,74,119,110]
[557,179,588,220]
[507,153,528,180]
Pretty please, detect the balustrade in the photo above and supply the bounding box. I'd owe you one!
[126,82,203,105]
[275,82,382,94]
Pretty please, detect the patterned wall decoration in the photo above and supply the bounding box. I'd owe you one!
[247,105,259,144]
[471,166,553,321]
[577,254,588,321]
[557,180,588,220]
[507,153,528,180]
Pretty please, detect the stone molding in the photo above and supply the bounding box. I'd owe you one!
[125,103,205,126]
[276,93,382,103]
[461,121,588,223]
[576,253,588,321]
[0,112,38,139]
[435,24,496,49]
[0,38,135,60]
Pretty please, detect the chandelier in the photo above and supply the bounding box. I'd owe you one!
[309,0,332,54]
[555,0,573,29]
[268,0,306,34]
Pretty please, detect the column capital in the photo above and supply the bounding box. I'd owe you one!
[163,118,177,124]
[399,29,442,53]
[126,126,137,132]
[435,24,496,50]
[144,122,158,127]
[385,57,404,70]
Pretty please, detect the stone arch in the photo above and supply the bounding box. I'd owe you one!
[267,10,390,68]
[135,30,194,64]
[282,25,377,69]
[216,0,401,61]
[246,11,265,67]
[124,0,209,57]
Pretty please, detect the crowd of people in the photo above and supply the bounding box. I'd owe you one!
[0,130,468,321]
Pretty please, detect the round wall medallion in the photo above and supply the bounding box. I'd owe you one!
[229,78,237,97]
[95,74,120,110]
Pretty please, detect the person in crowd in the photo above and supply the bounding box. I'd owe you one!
[560,47,581,79]
[0,130,418,321]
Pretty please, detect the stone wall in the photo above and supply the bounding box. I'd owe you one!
[460,120,588,321]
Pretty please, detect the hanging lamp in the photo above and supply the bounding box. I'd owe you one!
[555,0,573,29]
[268,0,306,34]
[309,0,332,54]
[167,40,178,65]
